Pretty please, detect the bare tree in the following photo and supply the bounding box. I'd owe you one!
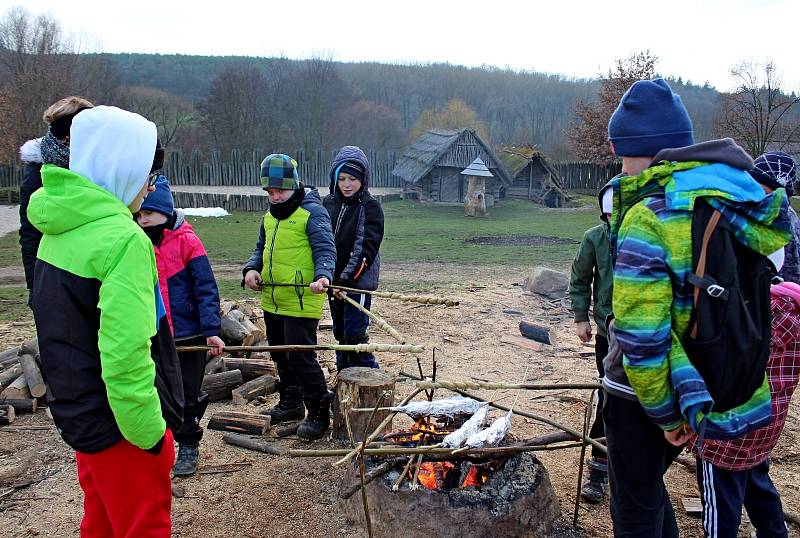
[328,100,404,151]
[409,98,489,142]
[568,51,659,164]
[116,85,197,148]
[715,61,800,157]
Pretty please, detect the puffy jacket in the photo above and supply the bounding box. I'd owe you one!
[18,138,44,293]
[153,211,221,340]
[323,146,384,290]
[29,166,183,453]
[607,139,790,439]
[243,187,335,318]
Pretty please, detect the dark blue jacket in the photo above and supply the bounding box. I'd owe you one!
[323,146,384,290]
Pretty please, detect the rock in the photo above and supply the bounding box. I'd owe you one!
[522,267,569,299]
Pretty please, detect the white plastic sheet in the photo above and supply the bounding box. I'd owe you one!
[442,404,490,448]
[389,397,484,419]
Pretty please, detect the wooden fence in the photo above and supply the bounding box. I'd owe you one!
[172,191,402,212]
[554,162,622,192]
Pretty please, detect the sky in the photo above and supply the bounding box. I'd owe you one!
[16,0,800,92]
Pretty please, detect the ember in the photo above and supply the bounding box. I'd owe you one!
[383,417,454,445]
[414,462,455,490]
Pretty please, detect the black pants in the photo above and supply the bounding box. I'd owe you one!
[696,458,787,538]
[603,393,682,538]
[328,292,378,371]
[173,335,209,445]
[590,334,608,459]
[264,312,327,404]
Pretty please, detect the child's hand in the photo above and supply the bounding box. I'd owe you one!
[664,423,693,446]
[576,321,593,343]
[310,277,329,294]
[333,288,347,300]
[244,270,263,291]
[206,336,225,356]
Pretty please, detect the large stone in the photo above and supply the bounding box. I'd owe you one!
[522,267,569,299]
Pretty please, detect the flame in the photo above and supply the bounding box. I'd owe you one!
[461,465,491,488]
[413,462,455,490]
[385,417,453,445]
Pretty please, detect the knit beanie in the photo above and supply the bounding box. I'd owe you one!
[608,78,694,157]
[260,153,300,190]
[336,160,366,182]
[140,176,174,217]
[748,151,797,196]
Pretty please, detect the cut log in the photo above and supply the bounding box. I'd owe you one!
[19,339,39,358]
[18,354,46,398]
[231,374,278,405]
[207,411,270,435]
[333,367,395,443]
[201,369,243,402]
[501,335,543,352]
[0,404,15,424]
[220,301,236,317]
[0,346,21,368]
[4,398,37,414]
[1,374,30,400]
[248,339,271,361]
[239,317,265,347]
[223,358,276,381]
[204,355,225,375]
[519,320,554,345]
[0,364,23,391]
[221,312,249,345]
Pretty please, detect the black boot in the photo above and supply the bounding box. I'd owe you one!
[261,383,305,423]
[297,394,331,441]
[173,443,199,477]
[580,458,608,503]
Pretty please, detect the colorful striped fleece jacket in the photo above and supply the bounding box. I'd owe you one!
[604,139,791,440]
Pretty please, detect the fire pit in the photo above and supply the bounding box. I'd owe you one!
[338,451,560,537]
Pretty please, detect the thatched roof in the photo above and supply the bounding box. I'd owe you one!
[392,128,512,185]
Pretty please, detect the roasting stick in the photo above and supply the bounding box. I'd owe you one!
[339,294,406,344]
[573,389,596,527]
[176,343,424,354]
[261,282,459,306]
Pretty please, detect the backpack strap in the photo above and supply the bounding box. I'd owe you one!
[690,210,728,338]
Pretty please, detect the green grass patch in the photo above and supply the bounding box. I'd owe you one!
[216,278,257,302]
[0,287,31,322]
[0,228,22,269]
[187,199,599,270]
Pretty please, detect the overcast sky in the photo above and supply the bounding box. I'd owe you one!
[18,0,800,92]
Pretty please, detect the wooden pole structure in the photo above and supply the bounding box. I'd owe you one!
[177,343,424,354]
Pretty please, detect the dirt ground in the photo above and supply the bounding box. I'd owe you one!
[1,262,798,537]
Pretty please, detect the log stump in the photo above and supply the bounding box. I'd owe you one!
[333,367,395,443]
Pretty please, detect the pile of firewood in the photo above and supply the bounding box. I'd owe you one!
[0,339,43,424]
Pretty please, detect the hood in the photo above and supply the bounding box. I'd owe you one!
[611,146,790,257]
[652,138,753,171]
[68,105,157,207]
[20,138,43,164]
[161,210,190,244]
[28,165,133,235]
[328,146,371,195]
[301,185,323,207]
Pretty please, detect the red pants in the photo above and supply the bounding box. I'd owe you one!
[76,429,174,538]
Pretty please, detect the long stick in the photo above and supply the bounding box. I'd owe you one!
[357,392,386,538]
[400,372,607,455]
[176,343,424,354]
[261,282,459,306]
[340,294,405,344]
[415,381,601,391]
[333,388,425,467]
[573,389,595,527]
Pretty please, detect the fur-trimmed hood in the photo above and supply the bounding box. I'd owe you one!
[19,138,43,164]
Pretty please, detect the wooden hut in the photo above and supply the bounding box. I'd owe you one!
[504,148,567,207]
[392,128,512,206]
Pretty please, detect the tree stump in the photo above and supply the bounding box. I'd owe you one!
[333,368,395,443]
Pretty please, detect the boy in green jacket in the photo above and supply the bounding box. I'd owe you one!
[569,182,613,503]
[243,154,336,440]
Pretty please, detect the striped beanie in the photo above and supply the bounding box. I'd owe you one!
[260,154,299,190]
[749,151,797,197]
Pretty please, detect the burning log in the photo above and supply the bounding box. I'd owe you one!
[519,320,554,345]
[231,374,278,405]
[18,354,46,398]
[0,404,15,424]
[3,398,37,414]
[207,411,270,435]
[333,367,395,443]
[201,370,243,402]
[223,358,276,381]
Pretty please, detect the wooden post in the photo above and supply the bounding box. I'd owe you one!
[332,367,395,443]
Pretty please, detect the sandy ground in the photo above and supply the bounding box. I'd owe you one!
[0,262,798,537]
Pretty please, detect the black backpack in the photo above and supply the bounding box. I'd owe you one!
[683,199,773,413]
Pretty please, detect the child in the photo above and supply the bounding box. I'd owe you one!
[323,146,385,371]
[29,106,183,537]
[689,275,800,538]
[136,175,225,476]
[242,154,336,440]
[568,182,613,503]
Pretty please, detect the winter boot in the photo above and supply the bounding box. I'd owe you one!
[260,383,305,423]
[297,394,331,441]
[173,444,199,477]
[580,458,608,503]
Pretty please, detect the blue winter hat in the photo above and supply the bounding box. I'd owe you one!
[608,78,694,157]
[140,175,174,217]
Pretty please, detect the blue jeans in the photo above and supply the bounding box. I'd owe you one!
[328,292,378,371]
